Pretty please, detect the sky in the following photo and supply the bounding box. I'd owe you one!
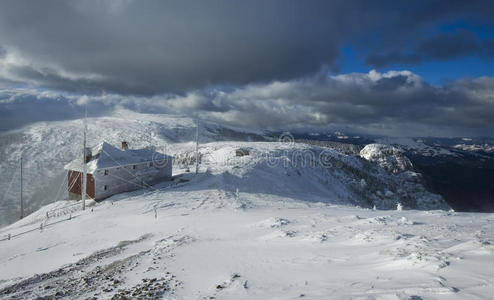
[1,0,494,137]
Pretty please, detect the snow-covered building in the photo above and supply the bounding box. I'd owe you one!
[64,141,172,201]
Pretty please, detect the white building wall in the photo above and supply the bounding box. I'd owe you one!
[92,160,172,200]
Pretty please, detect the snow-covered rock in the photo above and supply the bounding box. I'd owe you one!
[359,144,447,210]
[360,143,413,174]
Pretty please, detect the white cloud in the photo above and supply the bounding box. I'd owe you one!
[2,70,494,136]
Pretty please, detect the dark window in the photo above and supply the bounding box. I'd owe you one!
[149,162,153,167]
[104,185,108,191]
[132,165,136,169]
[104,170,109,175]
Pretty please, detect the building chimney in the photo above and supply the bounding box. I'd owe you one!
[85,148,92,163]
[121,141,128,150]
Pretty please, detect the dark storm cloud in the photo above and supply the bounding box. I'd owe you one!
[360,0,494,68]
[0,0,491,95]
[482,38,494,58]
[0,0,374,95]
[366,30,494,68]
[419,31,480,59]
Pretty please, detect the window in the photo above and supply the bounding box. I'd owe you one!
[104,169,109,175]
[104,185,108,191]
[149,162,153,167]
[132,165,136,170]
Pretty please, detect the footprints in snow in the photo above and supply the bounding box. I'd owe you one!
[0,232,190,299]
[203,273,248,299]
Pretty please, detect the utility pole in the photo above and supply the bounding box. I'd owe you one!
[20,154,24,219]
[82,106,87,211]
[195,119,199,174]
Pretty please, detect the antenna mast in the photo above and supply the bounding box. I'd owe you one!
[82,106,87,211]
[195,119,199,174]
[20,154,24,219]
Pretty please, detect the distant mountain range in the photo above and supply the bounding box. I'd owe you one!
[278,131,494,212]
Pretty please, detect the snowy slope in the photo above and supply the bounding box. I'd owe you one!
[0,109,268,227]
[0,168,493,299]
[0,111,448,227]
[192,141,448,210]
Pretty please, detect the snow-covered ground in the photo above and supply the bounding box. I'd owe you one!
[1,111,492,299]
[1,168,493,299]
[0,139,493,299]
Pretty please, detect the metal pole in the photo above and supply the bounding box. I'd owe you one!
[82,107,87,210]
[195,119,199,174]
[20,155,24,219]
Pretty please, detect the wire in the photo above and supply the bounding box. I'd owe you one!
[53,170,68,202]
[2,161,19,206]
[67,171,81,195]
[106,172,156,191]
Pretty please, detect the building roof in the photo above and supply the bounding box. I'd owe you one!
[64,141,172,173]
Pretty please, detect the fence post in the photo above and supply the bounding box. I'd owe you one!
[8,233,11,240]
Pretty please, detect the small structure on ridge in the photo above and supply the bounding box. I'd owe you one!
[64,141,172,201]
